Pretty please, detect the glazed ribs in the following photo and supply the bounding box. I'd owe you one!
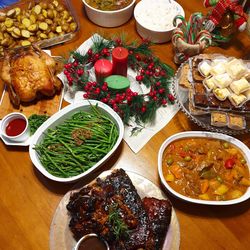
[66,169,172,250]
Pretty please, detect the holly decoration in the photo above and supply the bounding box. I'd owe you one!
[63,35,175,125]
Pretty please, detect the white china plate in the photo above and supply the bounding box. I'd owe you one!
[50,169,180,250]
[158,131,250,205]
[29,100,124,183]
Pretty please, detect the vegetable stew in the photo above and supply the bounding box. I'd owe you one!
[162,138,250,201]
[86,0,132,11]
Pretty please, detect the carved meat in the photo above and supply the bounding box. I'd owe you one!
[0,45,62,107]
[67,169,172,250]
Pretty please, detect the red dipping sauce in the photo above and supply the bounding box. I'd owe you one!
[5,118,27,136]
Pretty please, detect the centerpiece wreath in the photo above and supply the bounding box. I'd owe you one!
[63,35,175,127]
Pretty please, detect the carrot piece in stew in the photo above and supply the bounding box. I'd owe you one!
[200,179,209,194]
[170,165,182,179]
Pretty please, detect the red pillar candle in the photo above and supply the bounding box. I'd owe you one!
[112,47,129,77]
[94,59,113,83]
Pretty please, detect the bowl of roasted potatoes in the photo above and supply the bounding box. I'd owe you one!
[0,0,79,57]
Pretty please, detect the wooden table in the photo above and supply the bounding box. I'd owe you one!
[0,0,250,249]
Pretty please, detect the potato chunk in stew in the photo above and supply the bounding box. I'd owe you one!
[162,138,250,201]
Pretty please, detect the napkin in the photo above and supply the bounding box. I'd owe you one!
[123,105,179,153]
[58,34,180,153]
[0,0,18,8]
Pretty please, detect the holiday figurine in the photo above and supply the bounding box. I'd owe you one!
[204,0,248,38]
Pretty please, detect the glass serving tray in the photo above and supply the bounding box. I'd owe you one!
[173,59,250,135]
[0,0,79,57]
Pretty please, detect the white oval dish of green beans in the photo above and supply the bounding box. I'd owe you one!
[29,100,124,183]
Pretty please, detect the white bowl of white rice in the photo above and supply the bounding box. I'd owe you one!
[134,0,185,43]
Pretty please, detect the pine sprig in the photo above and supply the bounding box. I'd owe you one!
[91,35,115,53]
[108,203,130,240]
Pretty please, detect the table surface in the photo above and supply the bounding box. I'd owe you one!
[0,0,250,249]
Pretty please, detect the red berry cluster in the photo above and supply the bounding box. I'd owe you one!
[134,56,175,105]
[64,61,86,86]
[136,59,165,81]
[85,48,110,64]
[82,80,140,115]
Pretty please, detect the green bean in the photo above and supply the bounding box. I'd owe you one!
[34,105,119,178]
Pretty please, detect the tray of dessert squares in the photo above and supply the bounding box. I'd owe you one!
[173,53,250,135]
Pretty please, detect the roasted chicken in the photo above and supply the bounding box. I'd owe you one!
[0,45,62,107]
[67,169,172,250]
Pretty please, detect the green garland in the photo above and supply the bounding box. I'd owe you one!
[63,35,175,125]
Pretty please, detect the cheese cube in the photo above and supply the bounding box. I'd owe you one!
[230,77,250,95]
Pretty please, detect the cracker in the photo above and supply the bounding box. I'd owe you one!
[228,114,246,130]
[179,63,192,89]
[211,111,228,127]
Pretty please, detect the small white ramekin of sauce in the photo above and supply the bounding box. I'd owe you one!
[74,233,109,250]
[1,112,29,142]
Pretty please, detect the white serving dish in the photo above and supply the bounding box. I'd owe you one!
[158,131,250,205]
[82,0,135,27]
[29,100,124,183]
[134,0,184,43]
[0,112,29,142]
[74,233,109,250]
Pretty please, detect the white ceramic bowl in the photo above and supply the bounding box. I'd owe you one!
[1,112,29,142]
[74,233,109,250]
[82,0,136,27]
[29,100,124,183]
[134,0,184,43]
[158,131,250,205]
